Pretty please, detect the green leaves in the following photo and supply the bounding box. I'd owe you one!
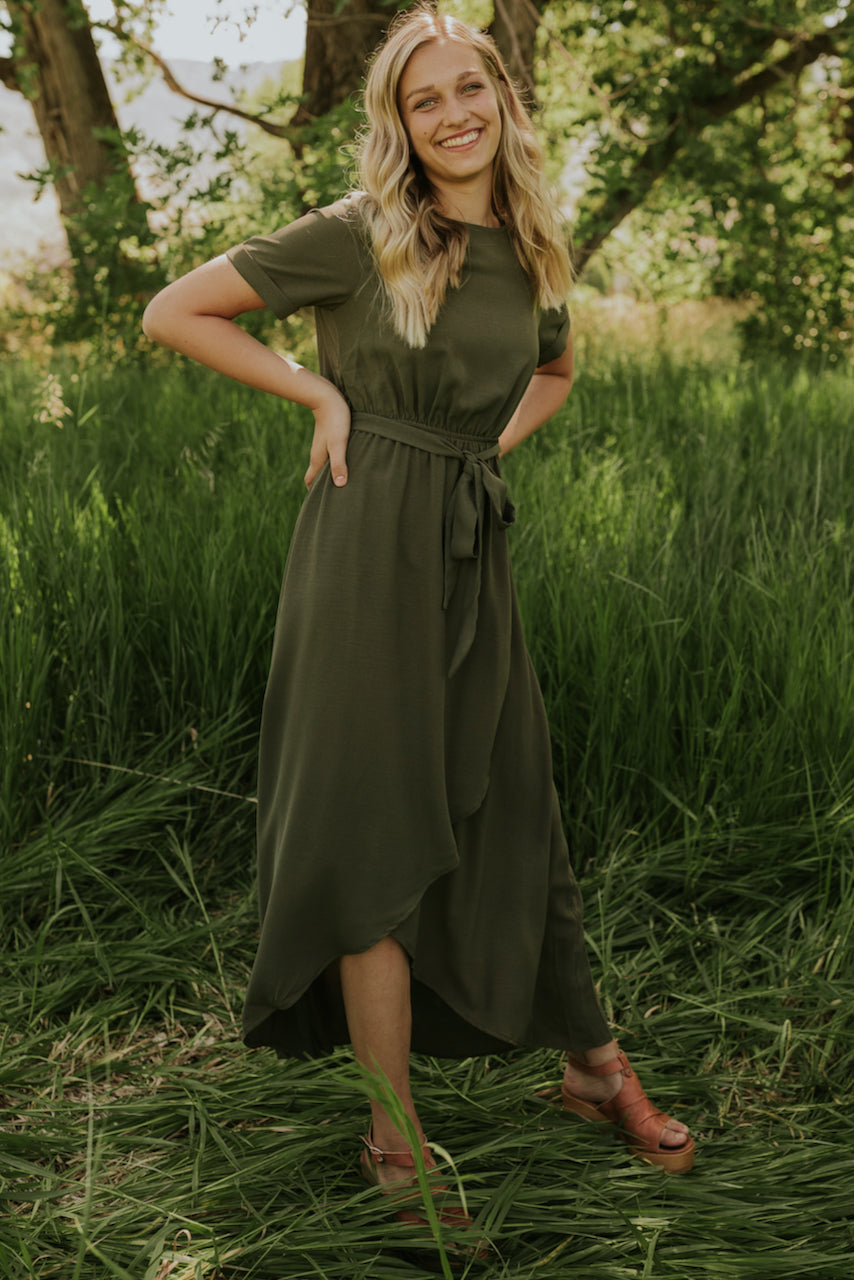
[539,0,853,356]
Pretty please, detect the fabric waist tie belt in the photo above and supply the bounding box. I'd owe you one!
[350,412,516,677]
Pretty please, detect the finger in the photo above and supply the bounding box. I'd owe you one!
[304,456,320,489]
[304,441,326,489]
[327,439,348,488]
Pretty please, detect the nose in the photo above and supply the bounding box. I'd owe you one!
[441,94,468,128]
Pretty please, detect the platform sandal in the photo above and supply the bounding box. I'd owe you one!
[359,1130,489,1259]
[560,1050,695,1174]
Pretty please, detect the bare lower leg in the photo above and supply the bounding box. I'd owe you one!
[563,1039,690,1146]
[340,936,431,1183]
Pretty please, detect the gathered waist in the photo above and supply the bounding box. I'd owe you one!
[350,412,500,460]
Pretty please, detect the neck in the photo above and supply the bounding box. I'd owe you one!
[433,179,499,228]
[440,200,501,228]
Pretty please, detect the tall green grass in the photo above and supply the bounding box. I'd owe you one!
[510,358,854,870]
[2,348,853,1278]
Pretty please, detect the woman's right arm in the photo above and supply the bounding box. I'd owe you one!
[142,255,351,488]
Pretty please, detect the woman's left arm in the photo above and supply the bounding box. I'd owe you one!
[497,332,574,458]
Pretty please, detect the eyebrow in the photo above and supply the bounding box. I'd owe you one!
[404,69,482,102]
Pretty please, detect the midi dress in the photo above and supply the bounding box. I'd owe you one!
[227,198,611,1059]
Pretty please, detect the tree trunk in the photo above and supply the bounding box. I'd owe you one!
[489,0,548,100]
[3,0,156,298]
[12,0,122,217]
[292,0,391,126]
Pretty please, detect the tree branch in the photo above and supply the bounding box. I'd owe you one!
[703,30,838,121]
[304,11,388,25]
[96,23,294,139]
[575,26,845,271]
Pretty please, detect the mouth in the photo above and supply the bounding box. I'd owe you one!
[438,128,482,151]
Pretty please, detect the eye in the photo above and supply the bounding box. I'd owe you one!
[462,81,485,94]
[414,96,438,110]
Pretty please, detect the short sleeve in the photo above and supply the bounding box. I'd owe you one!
[226,203,366,318]
[537,304,570,366]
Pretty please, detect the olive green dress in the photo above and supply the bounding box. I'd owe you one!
[227,199,611,1058]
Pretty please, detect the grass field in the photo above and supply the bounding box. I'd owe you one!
[2,338,853,1278]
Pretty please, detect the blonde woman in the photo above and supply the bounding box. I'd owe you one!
[143,2,693,1246]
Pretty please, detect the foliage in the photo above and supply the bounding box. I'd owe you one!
[618,62,853,358]
[4,165,161,354]
[3,0,853,357]
[538,0,854,359]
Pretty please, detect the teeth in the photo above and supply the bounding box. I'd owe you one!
[440,130,479,149]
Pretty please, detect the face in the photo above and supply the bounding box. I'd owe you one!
[398,39,502,203]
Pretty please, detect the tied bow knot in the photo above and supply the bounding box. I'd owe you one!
[349,414,516,678]
[443,445,515,675]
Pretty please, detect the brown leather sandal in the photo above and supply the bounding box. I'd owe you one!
[560,1050,695,1174]
[359,1130,488,1258]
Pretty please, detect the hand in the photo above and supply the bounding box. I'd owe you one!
[304,389,352,490]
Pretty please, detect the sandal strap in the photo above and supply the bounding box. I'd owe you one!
[361,1130,431,1169]
[566,1049,633,1080]
[563,1048,693,1166]
[571,1053,687,1154]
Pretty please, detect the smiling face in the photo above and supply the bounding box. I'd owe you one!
[398,39,503,217]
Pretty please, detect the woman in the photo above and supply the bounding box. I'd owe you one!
[143,2,693,1239]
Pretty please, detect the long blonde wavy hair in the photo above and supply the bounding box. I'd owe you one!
[355,5,573,349]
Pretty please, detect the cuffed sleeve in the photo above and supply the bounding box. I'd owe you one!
[226,204,365,318]
[537,304,570,366]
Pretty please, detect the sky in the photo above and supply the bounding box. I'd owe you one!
[85,0,306,64]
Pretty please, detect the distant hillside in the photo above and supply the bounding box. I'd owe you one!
[0,59,296,267]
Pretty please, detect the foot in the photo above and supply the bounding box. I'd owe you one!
[360,1128,490,1258]
[562,1043,691,1150]
[361,1125,437,1190]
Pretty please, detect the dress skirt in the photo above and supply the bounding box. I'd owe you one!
[241,415,611,1058]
